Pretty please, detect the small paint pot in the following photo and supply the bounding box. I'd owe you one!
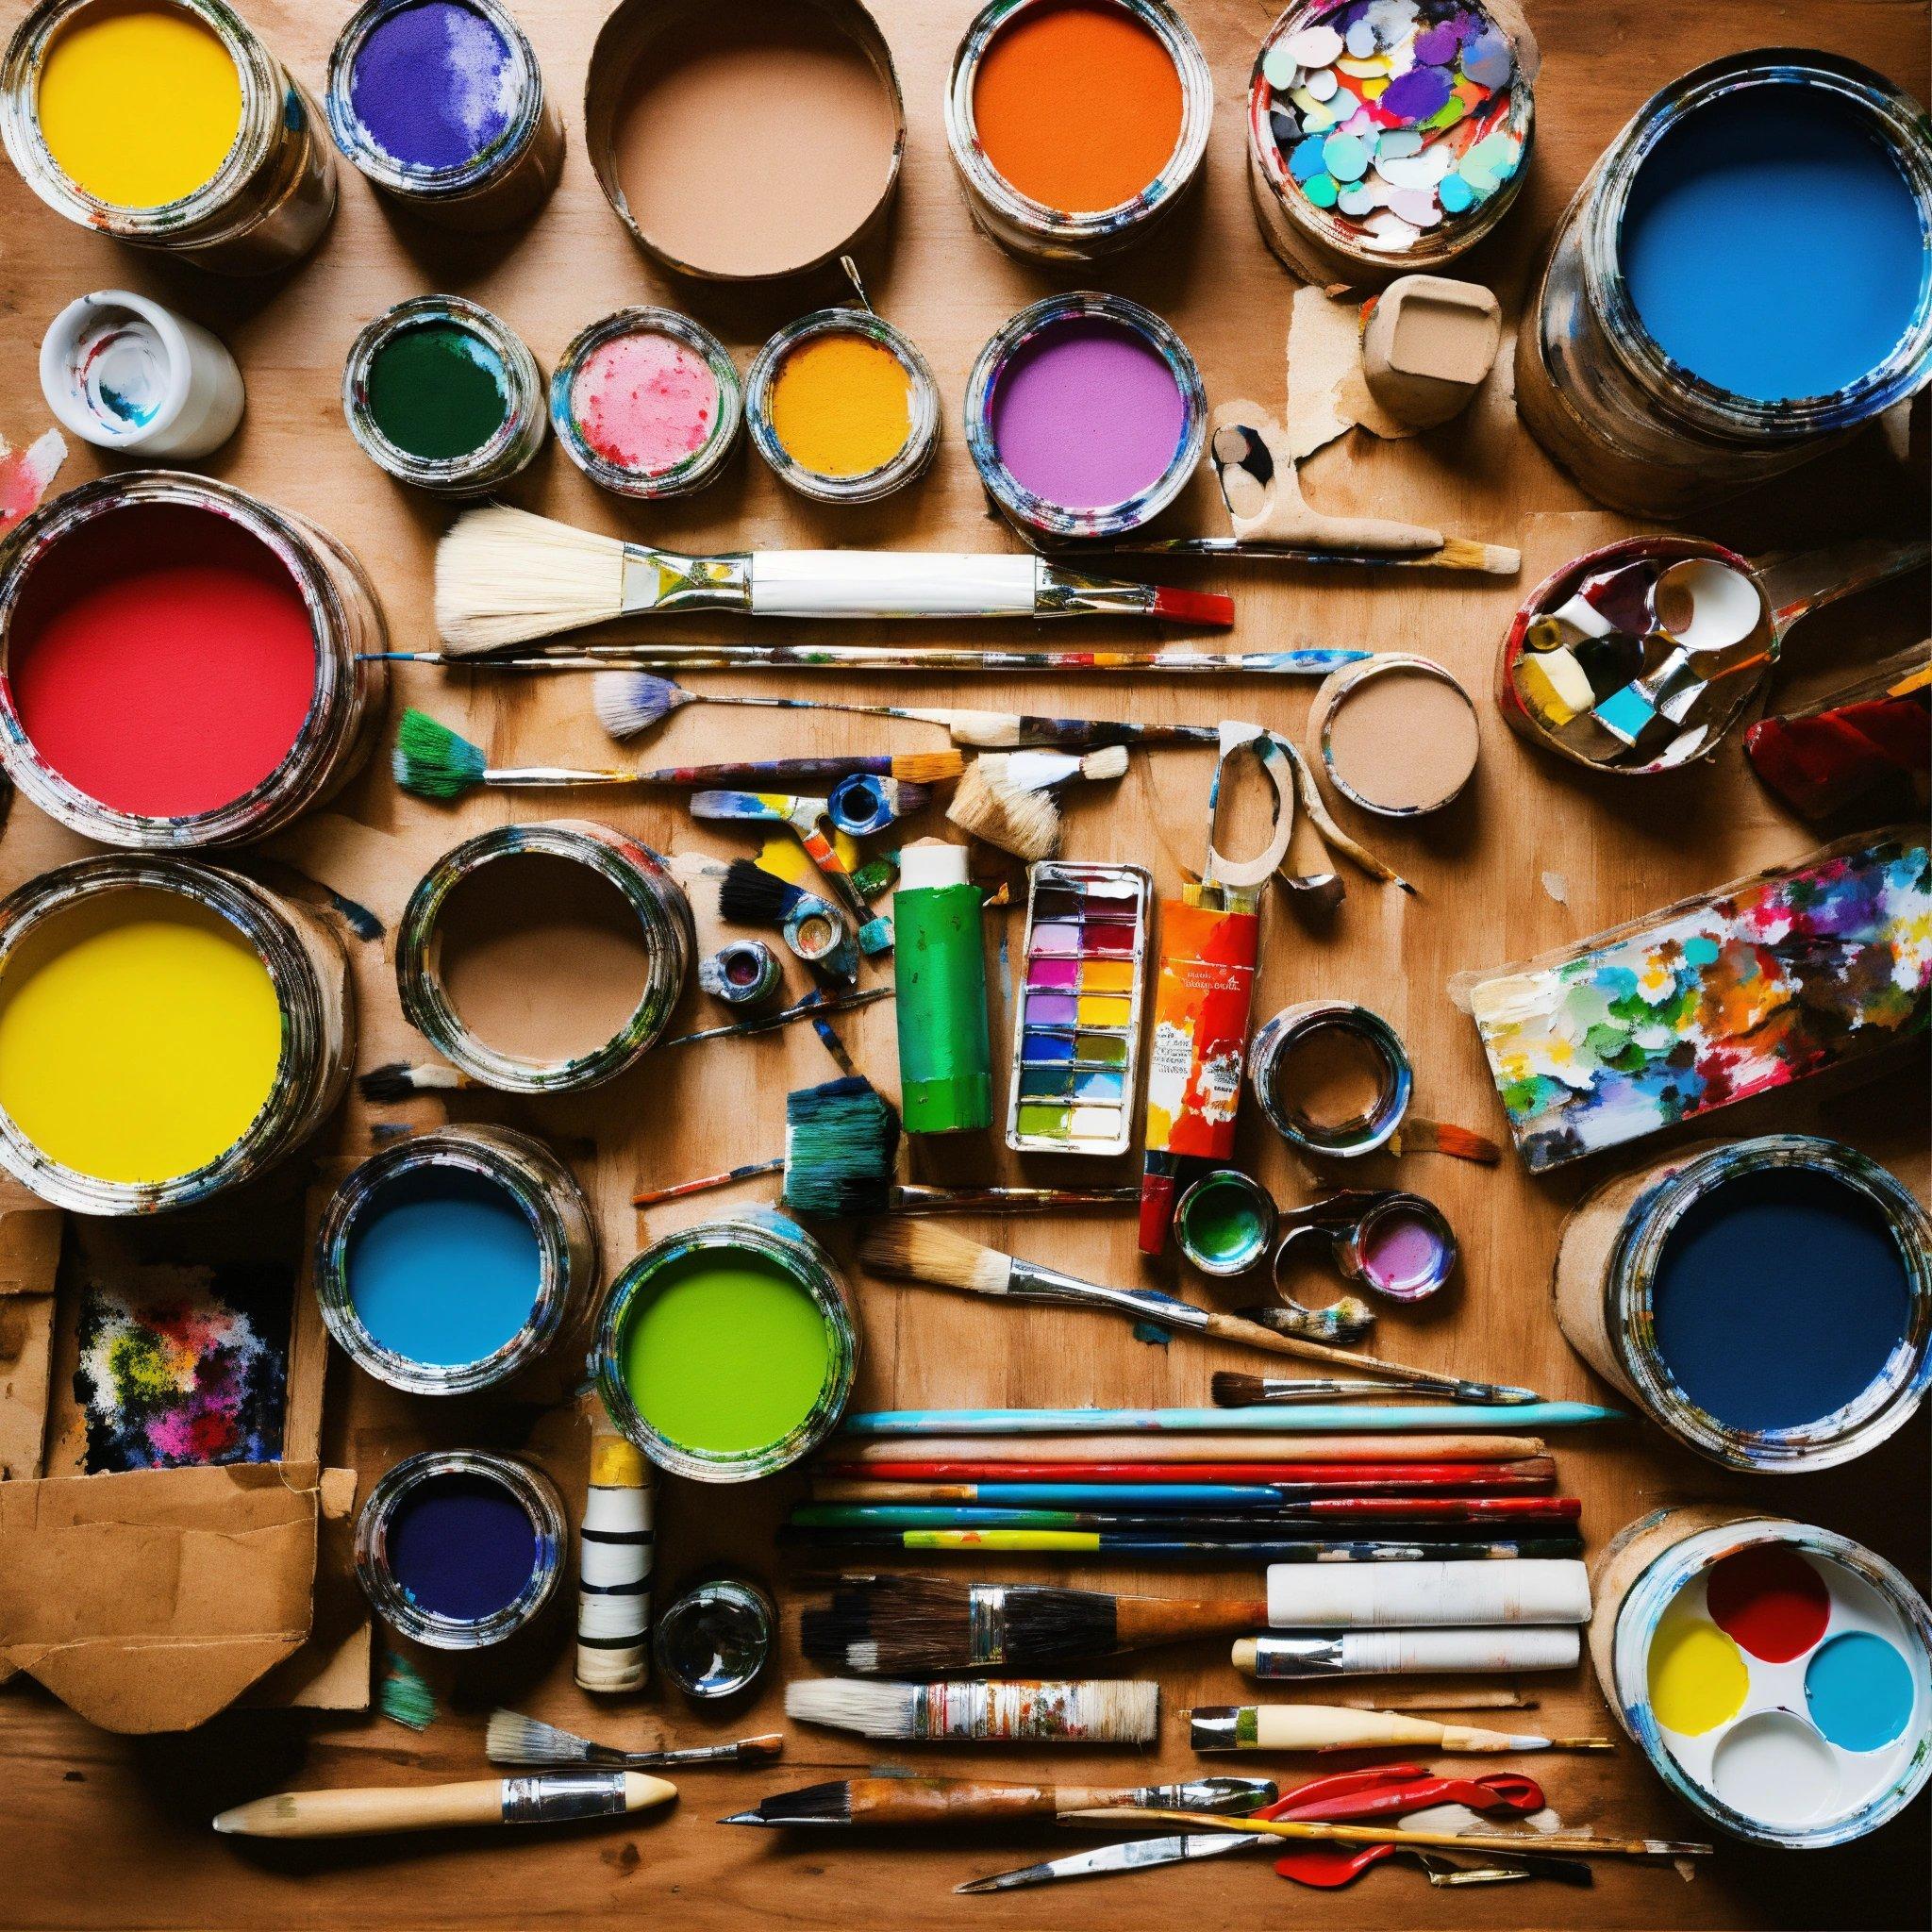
[652,1576,774,1699]
[1274,1189,1457,1305]
[1592,1507,1932,1847]
[343,295,546,497]
[1174,1169,1278,1278]
[746,308,940,506]
[698,939,781,1008]
[945,0,1213,263]
[1250,1001,1412,1158]
[325,0,562,231]
[593,1208,859,1483]
[0,856,353,1215]
[355,1448,567,1651]
[826,773,904,838]
[315,1125,596,1397]
[1308,655,1480,817]
[550,308,742,501]
[965,292,1207,541]
[784,895,858,984]
[40,289,243,459]
[0,0,336,274]
[397,819,694,1095]
[1553,1134,1932,1474]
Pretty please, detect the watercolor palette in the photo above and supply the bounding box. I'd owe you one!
[1006,862,1151,1157]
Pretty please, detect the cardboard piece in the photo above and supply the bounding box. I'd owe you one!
[1361,275,1503,428]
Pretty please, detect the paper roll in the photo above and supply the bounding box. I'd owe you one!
[575,1421,655,1691]
[1266,1557,1591,1628]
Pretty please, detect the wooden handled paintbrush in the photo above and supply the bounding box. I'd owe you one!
[723,1774,1274,1829]
[211,1771,676,1839]
[1191,1705,1615,1753]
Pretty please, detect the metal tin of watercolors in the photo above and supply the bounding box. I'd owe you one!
[343,295,545,497]
[944,0,1213,263]
[698,939,781,1008]
[965,292,1207,541]
[746,308,940,507]
[1517,50,1932,516]
[396,819,694,1095]
[0,470,387,849]
[1250,1001,1413,1158]
[1309,653,1481,817]
[1174,1169,1278,1278]
[549,308,742,501]
[354,1448,567,1651]
[316,1124,597,1397]
[1553,1135,1932,1475]
[1593,1507,1932,1848]
[0,0,336,273]
[593,1208,859,1484]
[0,856,353,1216]
[325,0,562,231]
[653,1576,774,1698]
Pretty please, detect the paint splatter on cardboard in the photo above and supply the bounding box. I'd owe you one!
[0,428,67,536]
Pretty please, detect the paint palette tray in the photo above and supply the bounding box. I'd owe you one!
[1006,862,1151,1158]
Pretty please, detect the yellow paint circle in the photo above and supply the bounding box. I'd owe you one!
[1648,1615,1750,1736]
[36,1,243,209]
[0,887,282,1183]
[770,333,912,478]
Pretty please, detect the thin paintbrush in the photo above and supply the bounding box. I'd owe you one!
[638,752,962,788]
[790,1508,1576,1538]
[592,670,926,740]
[784,1677,1158,1744]
[809,1458,1559,1491]
[833,1434,1550,1464]
[485,1710,782,1770]
[1190,1705,1615,1753]
[1073,535,1519,573]
[1214,1372,1545,1408]
[211,1771,676,1840]
[378,642,1360,675]
[723,1774,1274,1829]
[794,1495,1580,1524]
[780,1529,1586,1561]
[838,1404,1623,1436]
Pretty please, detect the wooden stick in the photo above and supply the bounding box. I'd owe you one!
[1060,1807,1714,1859]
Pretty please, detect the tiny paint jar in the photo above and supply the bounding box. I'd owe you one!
[653,1576,774,1698]
[326,0,562,232]
[746,308,940,507]
[1553,1135,1932,1474]
[0,470,387,849]
[1250,1001,1412,1158]
[1174,1169,1278,1278]
[0,855,353,1215]
[1592,1507,1932,1848]
[1275,1189,1458,1304]
[593,1208,860,1483]
[343,295,546,497]
[0,0,336,274]
[697,939,781,1008]
[965,292,1207,541]
[315,1124,597,1397]
[396,819,694,1095]
[944,0,1213,263]
[550,308,742,501]
[1308,654,1480,817]
[355,1448,567,1651]
[1517,50,1932,515]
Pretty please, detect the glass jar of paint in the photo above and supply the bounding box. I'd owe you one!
[1250,1001,1413,1158]
[316,1125,597,1397]
[945,0,1213,262]
[326,0,561,231]
[355,1448,567,1650]
[1246,0,1535,289]
[343,296,546,497]
[747,309,940,506]
[1518,50,1932,515]
[965,292,1207,541]
[396,819,694,1095]
[1553,1135,1932,1474]
[1592,1507,1932,1847]
[0,470,388,849]
[593,1209,860,1482]
[0,0,336,274]
[550,308,742,500]
[0,855,354,1215]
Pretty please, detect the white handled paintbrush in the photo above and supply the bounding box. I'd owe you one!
[1190,1704,1615,1753]
[786,1677,1158,1744]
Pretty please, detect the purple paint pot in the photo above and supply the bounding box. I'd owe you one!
[1357,1198,1455,1299]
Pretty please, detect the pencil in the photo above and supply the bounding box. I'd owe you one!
[839,1405,1622,1436]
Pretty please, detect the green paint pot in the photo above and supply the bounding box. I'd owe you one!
[1174,1168,1277,1277]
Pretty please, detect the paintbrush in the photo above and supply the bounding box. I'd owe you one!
[723,1774,1274,1829]
[785,1677,1158,1744]
[1074,535,1519,573]
[691,790,896,951]
[791,1498,1580,1530]
[834,1435,1551,1464]
[1191,1706,1614,1753]
[782,1529,1585,1561]
[813,1458,1559,1488]
[379,643,1368,675]
[485,1710,782,1770]
[945,748,1129,859]
[716,858,811,926]
[210,1771,676,1840]
[1214,1372,1543,1408]
[808,1482,1565,1509]
[592,670,926,741]
[838,1404,1623,1436]
[639,751,961,788]
[1232,1628,1582,1679]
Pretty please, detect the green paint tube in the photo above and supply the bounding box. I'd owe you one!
[893,841,991,1134]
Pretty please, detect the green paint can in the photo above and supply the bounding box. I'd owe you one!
[1174,1168,1278,1277]
[892,840,991,1134]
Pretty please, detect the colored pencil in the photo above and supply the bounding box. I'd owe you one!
[809,1459,1557,1490]
[779,1530,1586,1561]
[839,1405,1623,1437]
[800,1489,1578,1518]
[832,1436,1551,1464]
[790,1510,1576,1540]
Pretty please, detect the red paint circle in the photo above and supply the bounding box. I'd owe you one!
[1706,1542,1832,1662]
[8,502,319,819]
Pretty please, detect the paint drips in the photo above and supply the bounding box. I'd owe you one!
[348,0,517,171]
[568,329,720,476]
[0,427,67,537]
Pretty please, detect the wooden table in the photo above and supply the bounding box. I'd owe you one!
[2,0,1927,1925]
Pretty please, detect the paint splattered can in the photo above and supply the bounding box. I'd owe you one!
[0,855,354,1215]
[0,0,336,274]
[343,295,546,496]
[1174,1168,1278,1277]
[1553,1135,1932,1474]
[1517,50,1932,514]
[326,0,562,231]
[315,1124,597,1397]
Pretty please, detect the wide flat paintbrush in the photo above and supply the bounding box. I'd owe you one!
[723,1774,1274,1829]
[485,1709,783,1770]
[785,1676,1158,1744]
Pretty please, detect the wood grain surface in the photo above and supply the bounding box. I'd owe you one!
[0,1,1927,1927]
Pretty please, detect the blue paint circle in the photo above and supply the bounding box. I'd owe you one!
[388,1473,539,1623]
[1805,1630,1916,1752]
[349,0,516,173]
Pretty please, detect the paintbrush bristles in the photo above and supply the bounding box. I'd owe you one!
[392,707,486,800]
[785,1676,1158,1743]
[946,759,1061,859]
[593,671,692,739]
[782,1076,899,1219]
[800,1574,1124,1675]
[485,1709,614,1767]
[437,505,628,653]
[890,750,967,785]
[858,1221,1013,1296]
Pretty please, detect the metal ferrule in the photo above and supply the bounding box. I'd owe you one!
[1188,1707,1256,1751]
[619,545,750,616]
[1005,1259,1211,1332]
[967,1585,1008,1666]
[1148,1777,1279,1814]
[1241,1637,1345,1678]
[500,1772,631,1824]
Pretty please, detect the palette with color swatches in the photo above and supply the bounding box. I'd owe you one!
[1007,863,1151,1157]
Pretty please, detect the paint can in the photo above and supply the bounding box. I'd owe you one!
[1592,1505,1932,1847]
[593,1208,859,1483]
[892,840,991,1136]
[0,855,353,1215]
[1308,655,1480,816]
[698,938,781,1008]
[1274,1189,1458,1306]
[1251,1001,1412,1158]
[1553,1135,1932,1474]
[653,1576,774,1698]
[315,1124,597,1397]
[1517,50,1932,515]
[0,470,387,849]
[396,819,693,1094]
[1246,0,1535,289]
[39,290,243,459]
[944,0,1213,262]
[1174,1169,1278,1277]
[965,292,1207,541]
[343,295,546,496]
[0,0,336,274]
[355,1448,567,1651]
[325,0,562,231]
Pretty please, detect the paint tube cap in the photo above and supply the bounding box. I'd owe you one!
[899,839,971,891]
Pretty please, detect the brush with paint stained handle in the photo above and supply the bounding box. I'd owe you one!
[806,1482,1569,1511]
[211,1771,677,1839]
[812,1457,1559,1489]
[782,1529,1584,1562]
[723,1774,1276,1829]
[832,1433,1553,1464]
[791,1495,1580,1526]
[785,1677,1158,1744]
[1190,1705,1615,1754]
